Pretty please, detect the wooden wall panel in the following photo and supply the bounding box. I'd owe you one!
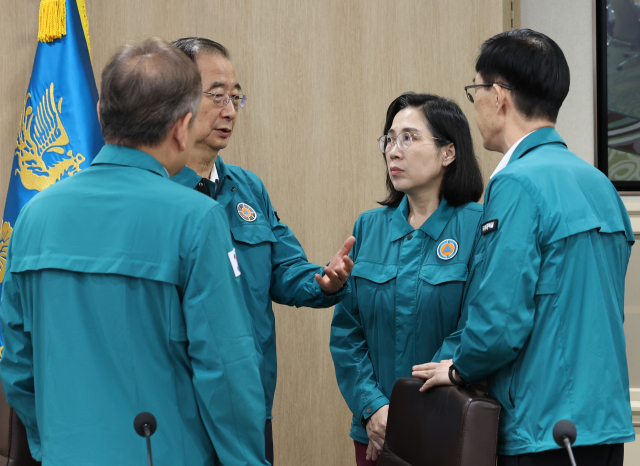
[1,1,506,464]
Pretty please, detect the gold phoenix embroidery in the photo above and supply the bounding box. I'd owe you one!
[0,221,12,284]
[15,83,85,192]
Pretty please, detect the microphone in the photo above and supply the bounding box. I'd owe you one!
[553,419,577,466]
[134,412,157,466]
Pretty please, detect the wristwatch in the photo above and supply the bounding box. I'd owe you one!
[448,364,467,387]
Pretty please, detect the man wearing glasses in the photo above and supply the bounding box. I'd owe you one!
[171,37,355,464]
[414,29,634,466]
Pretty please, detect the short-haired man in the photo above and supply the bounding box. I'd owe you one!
[0,38,268,465]
[414,29,635,466]
[171,37,355,464]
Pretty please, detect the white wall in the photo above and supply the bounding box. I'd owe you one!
[521,0,595,165]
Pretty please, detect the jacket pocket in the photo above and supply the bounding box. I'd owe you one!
[352,262,398,329]
[230,223,276,245]
[351,261,398,284]
[418,263,468,286]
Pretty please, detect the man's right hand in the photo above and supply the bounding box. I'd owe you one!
[365,404,389,461]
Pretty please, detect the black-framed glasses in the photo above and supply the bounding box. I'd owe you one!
[464,83,512,103]
[377,132,444,154]
[203,91,247,109]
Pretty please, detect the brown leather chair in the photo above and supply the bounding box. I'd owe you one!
[0,383,40,466]
[378,377,500,466]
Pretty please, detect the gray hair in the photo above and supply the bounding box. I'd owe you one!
[99,37,202,147]
[172,37,230,63]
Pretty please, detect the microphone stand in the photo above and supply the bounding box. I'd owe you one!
[134,412,157,466]
[143,424,153,466]
[553,419,578,466]
[562,436,577,466]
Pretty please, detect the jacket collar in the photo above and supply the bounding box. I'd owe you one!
[214,155,234,182]
[172,155,235,190]
[90,144,169,179]
[507,127,567,166]
[172,165,202,189]
[389,195,455,242]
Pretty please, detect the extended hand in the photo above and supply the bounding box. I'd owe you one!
[315,236,355,295]
[365,404,389,461]
[412,359,454,392]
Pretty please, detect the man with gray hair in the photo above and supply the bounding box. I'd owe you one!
[0,38,268,465]
[171,37,355,464]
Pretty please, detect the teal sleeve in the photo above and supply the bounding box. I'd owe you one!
[454,178,540,383]
[330,289,389,423]
[433,222,482,362]
[0,268,41,461]
[433,329,464,362]
[329,221,388,423]
[182,205,268,466]
[262,182,349,308]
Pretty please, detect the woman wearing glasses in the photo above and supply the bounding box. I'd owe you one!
[330,93,484,465]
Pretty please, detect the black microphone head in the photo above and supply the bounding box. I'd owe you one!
[133,412,157,437]
[553,419,577,447]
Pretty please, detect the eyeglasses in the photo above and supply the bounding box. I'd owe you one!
[464,83,512,103]
[203,91,247,109]
[377,132,444,154]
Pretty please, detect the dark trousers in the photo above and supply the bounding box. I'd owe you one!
[498,443,624,466]
[265,419,273,465]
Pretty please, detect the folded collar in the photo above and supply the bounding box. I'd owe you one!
[389,196,455,242]
[90,144,169,179]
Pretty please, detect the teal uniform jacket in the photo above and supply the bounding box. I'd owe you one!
[0,145,269,466]
[452,128,636,455]
[172,157,349,419]
[329,197,483,444]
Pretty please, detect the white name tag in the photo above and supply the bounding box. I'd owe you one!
[228,248,241,277]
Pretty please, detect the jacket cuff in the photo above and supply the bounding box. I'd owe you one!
[306,269,351,306]
[360,396,389,428]
[320,278,350,299]
[452,355,482,385]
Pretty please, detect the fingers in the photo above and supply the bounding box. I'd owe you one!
[369,437,383,453]
[411,369,431,380]
[412,362,439,372]
[332,264,349,282]
[316,268,344,295]
[323,266,341,282]
[336,236,356,257]
[342,254,354,272]
[366,442,374,460]
[327,254,353,282]
[369,437,383,461]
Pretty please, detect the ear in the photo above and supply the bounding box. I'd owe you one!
[494,84,509,114]
[442,143,456,167]
[96,100,101,124]
[173,112,193,151]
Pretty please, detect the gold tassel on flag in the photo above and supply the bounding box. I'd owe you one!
[38,0,66,43]
[37,0,92,59]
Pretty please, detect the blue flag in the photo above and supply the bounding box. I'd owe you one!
[0,0,104,347]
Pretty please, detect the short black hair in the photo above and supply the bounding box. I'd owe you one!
[379,93,483,208]
[476,29,570,123]
[171,37,230,63]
